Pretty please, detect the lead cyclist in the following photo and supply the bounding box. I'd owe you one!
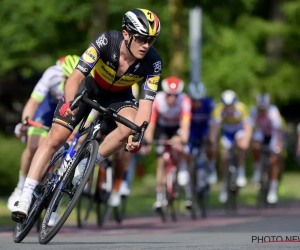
[11,8,162,225]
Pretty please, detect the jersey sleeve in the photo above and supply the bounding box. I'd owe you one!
[139,51,162,101]
[31,67,61,103]
[180,95,192,123]
[269,105,282,129]
[75,31,110,76]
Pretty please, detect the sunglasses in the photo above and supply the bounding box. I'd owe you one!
[133,34,156,45]
[166,93,179,97]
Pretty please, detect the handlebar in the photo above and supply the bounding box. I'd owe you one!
[22,117,51,131]
[70,89,148,147]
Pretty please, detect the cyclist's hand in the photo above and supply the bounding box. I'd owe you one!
[59,101,78,118]
[274,142,282,154]
[126,134,141,153]
[239,139,249,151]
[14,123,27,137]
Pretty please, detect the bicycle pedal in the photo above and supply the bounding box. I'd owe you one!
[11,213,26,223]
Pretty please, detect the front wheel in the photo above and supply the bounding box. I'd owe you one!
[39,140,99,244]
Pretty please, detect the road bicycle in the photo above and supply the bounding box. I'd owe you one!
[37,88,147,244]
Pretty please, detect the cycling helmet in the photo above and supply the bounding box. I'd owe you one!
[256,93,270,109]
[187,82,206,100]
[221,90,238,105]
[61,55,80,77]
[122,8,160,36]
[161,76,184,95]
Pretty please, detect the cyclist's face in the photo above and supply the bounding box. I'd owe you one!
[123,30,155,59]
[224,104,235,114]
[192,100,202,110]
[258,107,267,115]
[166,93,178,106]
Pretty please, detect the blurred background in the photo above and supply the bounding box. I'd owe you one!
[1,0,300,219]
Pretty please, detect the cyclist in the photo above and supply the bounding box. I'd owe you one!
[209,90,252,203]
[250,93,283,203]
[144,76,193,210]
[11,8,162,222]
[7,55,79,211]
[186,82,217,188]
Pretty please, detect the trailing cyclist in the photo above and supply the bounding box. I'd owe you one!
[250,93,284,204]
[11,8,162,225]
[209,90,252,203]
[186,82,216,189]
[143,76,193,210]
[8,55,79,211]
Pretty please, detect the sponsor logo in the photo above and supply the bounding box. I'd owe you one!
[76,64,88,72]
[127,73,139,77]
[96,34,108,48]
[82,45,98,64]
[111,52,117,61]
[145,94,155,100]
[134,63,140,72]
[144,75,159,92]
[153,61,162,73]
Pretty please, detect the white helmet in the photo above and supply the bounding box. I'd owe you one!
[256,93,270,109]
[221,90,238,105]
[187,82,206,100]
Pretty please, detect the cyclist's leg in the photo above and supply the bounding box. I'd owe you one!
[9,95,55,211]
[251,129,263,183]
[235,130,248,187]
[204,130,217,184]
[218,132,233,203]
[171,134,192,208]
[11,93,91,219]
[153,125,168,209]
[267,132,282,203]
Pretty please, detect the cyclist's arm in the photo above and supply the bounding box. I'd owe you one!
[208,104,222,143]
[64,69,85,103]
[180,96,192,144]
[144,98,158,143]
[21,97,40,121]
[209,122,220,144]
[241,104,252,144]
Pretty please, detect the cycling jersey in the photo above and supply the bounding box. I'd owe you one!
[31,65,65,104]
[189,97,215,141]
[28,65,65,137]
[150,91,192,127]
[75,30,162,101]
[250,105,282,136]
[210,102,250,133]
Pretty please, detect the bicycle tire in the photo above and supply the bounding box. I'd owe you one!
[13,144,68,243]
[39,140,98,244]
[76,168,97,228]
[113,195,127,224]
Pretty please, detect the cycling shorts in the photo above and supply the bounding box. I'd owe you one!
[154,123,180,156]
[252,129,282,153]
[28,93,57,137]
[220,129,245,150]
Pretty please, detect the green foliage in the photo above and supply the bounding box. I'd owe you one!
[0,134,25,195]
[0,0,300,104]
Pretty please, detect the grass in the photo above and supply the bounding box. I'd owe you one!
[1,172,299,227]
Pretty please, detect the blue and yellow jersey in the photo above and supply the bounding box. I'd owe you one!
[211,102,250,133]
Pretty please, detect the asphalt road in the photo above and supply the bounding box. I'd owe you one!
[1,202,300,250]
